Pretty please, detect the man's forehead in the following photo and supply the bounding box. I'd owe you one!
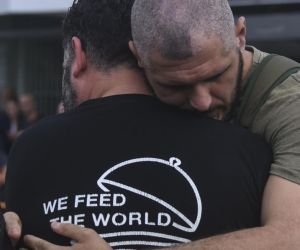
[147,47,233,84]
[148,35,229,67]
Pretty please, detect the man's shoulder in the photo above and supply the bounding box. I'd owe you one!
[256,63,300,110]
[166,109,270,153]
[12,112,72,148]
[155,103,257,139]
[271,70,300,96]
[241,47,300,127]
[246,46,269,65]
[253,71,300,129]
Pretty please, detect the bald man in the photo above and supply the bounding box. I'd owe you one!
[129,0,300,249]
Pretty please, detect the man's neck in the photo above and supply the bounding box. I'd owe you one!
[99,67,153,98]
[241,49,254,89]
[77,66,153,104]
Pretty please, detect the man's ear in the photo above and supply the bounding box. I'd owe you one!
[235,16,247,51]
[129,41,144,68]
[71,37,87,77]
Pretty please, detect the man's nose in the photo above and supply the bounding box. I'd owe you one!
[189,85,212,112]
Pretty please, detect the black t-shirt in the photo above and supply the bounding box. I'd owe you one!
[5,95,271,248]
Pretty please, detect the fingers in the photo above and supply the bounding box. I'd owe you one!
[23,235,58,250]
[3,212,22,246]
[50,222,98,243]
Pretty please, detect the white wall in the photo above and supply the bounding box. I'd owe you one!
[0,0,73,14]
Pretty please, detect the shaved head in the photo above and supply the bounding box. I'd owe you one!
[131,0,236,63]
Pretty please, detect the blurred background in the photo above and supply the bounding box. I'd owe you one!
[231,0,300,61]
[0,0,299,116]
[0,0,72,116]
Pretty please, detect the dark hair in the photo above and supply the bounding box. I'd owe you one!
[62,0,137,70]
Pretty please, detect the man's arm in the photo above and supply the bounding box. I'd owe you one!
[174,175,300,249]
[17,175,300,250]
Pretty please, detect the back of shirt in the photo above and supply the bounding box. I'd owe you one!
[5,95,271,248]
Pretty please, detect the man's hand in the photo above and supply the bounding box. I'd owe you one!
[24,222,113,250]
[4,211,22,247]
[163,175,300,250]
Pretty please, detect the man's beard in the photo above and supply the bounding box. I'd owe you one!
[224,49,244,121]
[194,50,244,121]
[62,63,77,112]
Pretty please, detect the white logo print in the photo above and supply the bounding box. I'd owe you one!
[97,157,202,249]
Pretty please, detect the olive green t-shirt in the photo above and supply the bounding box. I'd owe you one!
[242,46,300,184]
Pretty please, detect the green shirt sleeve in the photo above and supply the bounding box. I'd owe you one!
[251,71,300,184]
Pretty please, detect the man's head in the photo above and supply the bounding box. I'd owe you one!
[19,94,37,116]
[62,0,137,111]
[130,0,247,120]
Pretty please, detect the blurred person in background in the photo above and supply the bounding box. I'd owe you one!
[0,151,7,210]
[0,110,10,155]
[19,93,42,129]
[4,99,25,146]
[0,86,17,110]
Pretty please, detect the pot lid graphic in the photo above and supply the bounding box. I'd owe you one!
[97,157,202,233]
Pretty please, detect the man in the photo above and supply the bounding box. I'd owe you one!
[0,151,7,210]
[19,93,42,129]
[128,0,300,249]
[4,0,272,249]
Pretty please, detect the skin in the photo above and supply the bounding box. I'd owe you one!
[0,166,6,186]
[5,17,300,250]
[19,94,38,121]
[139,40,242,120]
[23,222,111,250]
